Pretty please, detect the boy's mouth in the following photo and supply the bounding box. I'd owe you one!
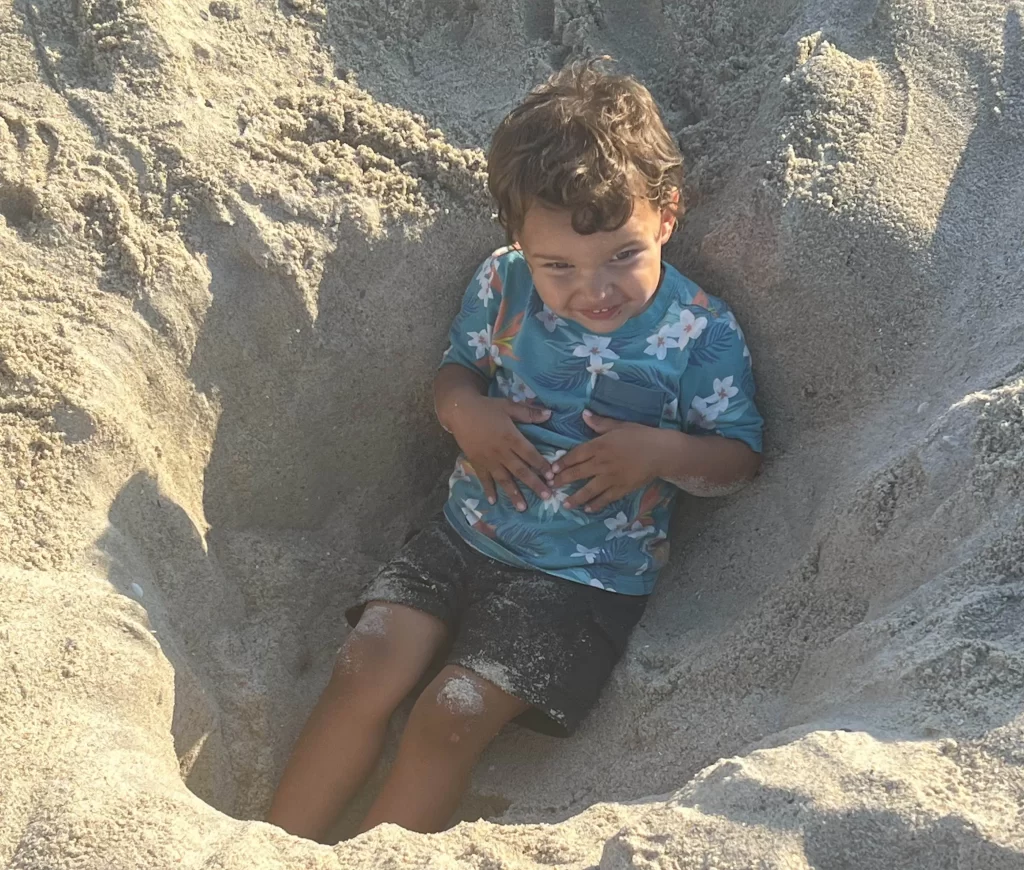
[579,304,622,321]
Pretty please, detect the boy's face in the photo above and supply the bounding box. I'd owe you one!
[516,197,677,334]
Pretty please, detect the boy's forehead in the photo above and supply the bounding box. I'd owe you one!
[519,199,660,255]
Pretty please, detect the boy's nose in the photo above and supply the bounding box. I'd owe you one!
[584,284,614,305]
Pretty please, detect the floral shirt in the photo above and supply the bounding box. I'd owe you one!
[440,247,763,595]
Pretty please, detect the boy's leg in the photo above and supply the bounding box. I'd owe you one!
[357,665,528,834]
[266,602,447,841]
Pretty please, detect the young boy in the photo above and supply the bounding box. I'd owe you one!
[267,60,763,839]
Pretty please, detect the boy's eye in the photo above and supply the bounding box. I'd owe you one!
[613,249,639,262]
[543,262,572,270]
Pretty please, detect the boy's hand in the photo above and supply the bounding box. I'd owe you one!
[554,411,665,512]
[449,395,554,511]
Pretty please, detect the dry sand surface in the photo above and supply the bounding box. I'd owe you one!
[2,0,1024,866]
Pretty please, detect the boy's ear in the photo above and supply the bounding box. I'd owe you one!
[661,189,682,238]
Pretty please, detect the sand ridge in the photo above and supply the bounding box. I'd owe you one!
[1,0,1023,866]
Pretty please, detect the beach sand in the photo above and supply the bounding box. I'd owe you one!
[2,0,1023,866]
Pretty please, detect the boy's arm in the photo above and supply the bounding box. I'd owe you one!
[433,364,489,434]
[553,412,759,511]
[434,364,554,510]
[650,425,761,496]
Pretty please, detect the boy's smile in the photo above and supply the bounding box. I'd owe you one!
[516,197,677,333]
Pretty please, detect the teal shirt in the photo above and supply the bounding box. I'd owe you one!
[441,247,763,595]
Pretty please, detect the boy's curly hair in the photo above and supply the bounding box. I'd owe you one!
[488,59,684,244]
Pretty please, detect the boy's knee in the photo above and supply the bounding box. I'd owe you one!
[327,618,404,709]
[406,671,495,751]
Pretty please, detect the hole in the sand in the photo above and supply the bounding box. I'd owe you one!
[0,183,38,230]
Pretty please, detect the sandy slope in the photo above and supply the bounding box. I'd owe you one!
[2,0,1023,866]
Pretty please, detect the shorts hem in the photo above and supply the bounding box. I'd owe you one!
[345,594,453,632]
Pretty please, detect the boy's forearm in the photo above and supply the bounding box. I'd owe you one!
[651,428,761,497]
[433,364,489,433]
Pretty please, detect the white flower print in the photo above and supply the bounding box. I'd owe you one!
[635,560,649,576]
[461,498,483,525]
[645,323,679,361]
[713,376,739,410]
[573,334,620,366]
[509,373,536,403]
[571,544,601,564]
[664,398,679,421]
[496,373,510,397]
[586,575,606,590]
[535,304,566,333]
[605,511,654,540]
[489,342,503,367]
[541,449,568,465]
[540,487,570,515]
[668,309,708,349]
[626,522,656,540]
[476,261,495,306]
[686,395,721,430]
[467,325,492,360]
[587,360,620,390]
[604,512,630,539]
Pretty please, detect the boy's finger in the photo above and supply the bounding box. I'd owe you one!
[564,479,611,512]
[550,443,592,474]
[505,401,552,425]
[493,469,528,512]
[479,471,498,506]
[514,439,552,475]
[509,460,551,500]
[583,487,621,513]
[552,461,594,488]
[581,409,620,433]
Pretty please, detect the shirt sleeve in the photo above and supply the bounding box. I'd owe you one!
[438,250,507,381]
[679,307,764,453]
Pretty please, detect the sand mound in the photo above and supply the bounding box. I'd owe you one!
[2,0,1023,866]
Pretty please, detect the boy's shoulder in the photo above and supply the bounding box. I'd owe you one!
[477,245,532,301]
[664,263,735,320]
[488,245,526,277]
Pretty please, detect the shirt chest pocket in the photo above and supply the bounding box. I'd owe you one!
[588,377,669,428]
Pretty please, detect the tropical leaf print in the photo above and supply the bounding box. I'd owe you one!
[741,365,756,399]
[533,361,591,394]
[688,319,736,368]
[603,535,640,571]
[635,482,673,526]
[495,521,548,559]
[691,288,712,310]
[586,563,625,591]
[615,363,677,396]
[545,409,593,441]
[487,290,524,370]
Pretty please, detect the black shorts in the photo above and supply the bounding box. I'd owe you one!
[345,516,648,737]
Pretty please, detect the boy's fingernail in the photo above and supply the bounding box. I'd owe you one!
[541,491,551,499]
[582,409,592,417]
[488,496,496,505]
[517,502,526,511]
[551,464,560,473]
[584,506,592,513]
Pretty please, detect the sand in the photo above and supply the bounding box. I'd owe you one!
[1,0,1023,866]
